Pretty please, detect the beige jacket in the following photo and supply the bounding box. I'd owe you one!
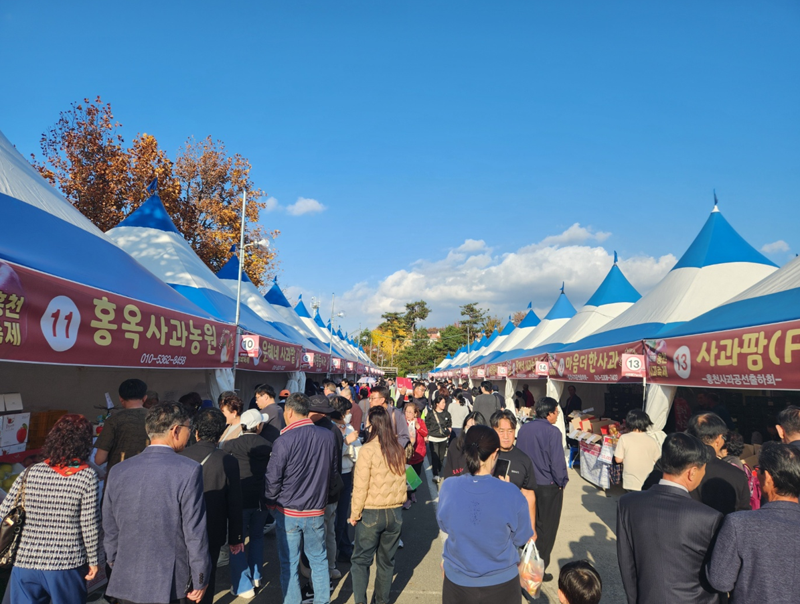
[350,439,407,520]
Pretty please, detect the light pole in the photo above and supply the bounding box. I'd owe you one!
[233,189,271,380]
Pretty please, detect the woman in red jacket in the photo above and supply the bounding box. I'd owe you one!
[403,402,428,508]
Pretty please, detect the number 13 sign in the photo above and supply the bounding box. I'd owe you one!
[621,354,646,378]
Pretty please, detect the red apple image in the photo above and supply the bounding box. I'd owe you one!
[16,424,27,443]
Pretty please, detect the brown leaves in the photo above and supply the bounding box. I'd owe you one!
[30,97,278,287]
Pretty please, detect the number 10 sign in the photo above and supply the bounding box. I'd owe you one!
[621,354,646,378]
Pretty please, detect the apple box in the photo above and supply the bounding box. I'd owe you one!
[0,443,26,455]
[1,413,31,447]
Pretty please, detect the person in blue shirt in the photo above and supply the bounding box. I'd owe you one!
[437,425,534,604]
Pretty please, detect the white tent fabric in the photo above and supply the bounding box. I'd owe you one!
[645,384,677,432]
[479,308,542,365]
[0,130,100,235]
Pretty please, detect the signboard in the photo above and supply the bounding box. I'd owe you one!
[497,365,508,377]
[535,361,549,377]
[239,334,260,358]
[547,342,645,383]
[620,354,646,378]
[236,336,302,372]
[331,357,342,371]
[0,260,233,369]
[646,319,800,389]
[346,361,355,372]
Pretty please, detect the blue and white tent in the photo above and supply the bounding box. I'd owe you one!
[532,258,641,353]
[660,254,800,339]
[479,305,542,366]
[215,258,329,355]
[491,287,577,364]
[293,297,353,360]
[562,206,778,351]
[471,320,516,366]
[106,194,297,344]
[0,130,226,332]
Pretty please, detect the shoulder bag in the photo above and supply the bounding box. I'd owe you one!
[0,469,29,567]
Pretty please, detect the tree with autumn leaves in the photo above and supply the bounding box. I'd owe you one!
[31,96,278,286]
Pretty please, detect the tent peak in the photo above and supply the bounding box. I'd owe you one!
[115,193,181,234]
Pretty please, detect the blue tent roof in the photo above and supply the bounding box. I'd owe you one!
[544,291,577,320]
[295,296,312,318]
[499,317,516,336]
[115,194,181,235]
[673,209,776,270]
[216,254,253,283]
[265,279,293,308]
[585,264,641,306]
[518,309,541,328]
[0,193,218,320]
[314,310,326,329]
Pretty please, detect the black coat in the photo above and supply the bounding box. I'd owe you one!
[180,440,244,548]
[617,484,723,604]
[642,445,751,515]
[221,433,272,510]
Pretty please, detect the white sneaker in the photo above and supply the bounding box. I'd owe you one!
[231,587,256,599]
[330,568,342,579]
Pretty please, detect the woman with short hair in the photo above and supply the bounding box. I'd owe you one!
[349,406,407,604]
[441,411,486,480]
[437,425,534,603]
[614,409,661,491]
[218,395,245,445]
[0,415,100,604]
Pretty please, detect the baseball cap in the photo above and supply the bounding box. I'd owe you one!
[308,394,335,414]
[280,389,290,398]
[240,409,264,430]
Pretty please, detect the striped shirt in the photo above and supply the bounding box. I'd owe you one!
[0,462,100,569]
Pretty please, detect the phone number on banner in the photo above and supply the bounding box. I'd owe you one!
[140,353,188,366]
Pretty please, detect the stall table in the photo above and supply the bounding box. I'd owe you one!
[579,436,618,489]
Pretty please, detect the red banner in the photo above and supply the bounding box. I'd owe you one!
[646,319,800,389]
[547,342,645,383]
[0,260,234,369]
[236,335,302,372]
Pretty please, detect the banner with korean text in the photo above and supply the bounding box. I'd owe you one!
[0,260,233,369]
[645,320,800,390]
[545,342,646,384]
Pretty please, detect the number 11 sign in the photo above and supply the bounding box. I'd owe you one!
[621,354,646,378]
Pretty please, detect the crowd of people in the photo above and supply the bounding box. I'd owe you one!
[1,374,798,604]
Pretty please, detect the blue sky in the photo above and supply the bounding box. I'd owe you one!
[2,1,798,333]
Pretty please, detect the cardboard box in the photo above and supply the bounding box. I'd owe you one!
[570,413,596,432]
[0,443,26,456]
[590,419,617,434]
[0,413,30,447]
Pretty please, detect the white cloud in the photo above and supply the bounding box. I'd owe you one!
[264,196,281,212]
[286,197,326,216]
[337,224,677,328]
[538,223,611,247]
[761,240,790,254]
[260,196,327,216]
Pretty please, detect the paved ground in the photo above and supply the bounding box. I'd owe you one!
[95,463,626,604]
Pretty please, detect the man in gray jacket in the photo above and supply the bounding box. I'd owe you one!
[707,442,800,602]
[103,402,209,604]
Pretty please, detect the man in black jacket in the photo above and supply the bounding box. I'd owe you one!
[181,408,244,604]
[617,433,723,604]
[643,413,751,515]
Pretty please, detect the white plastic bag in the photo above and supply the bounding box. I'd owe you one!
[519,539,545,599]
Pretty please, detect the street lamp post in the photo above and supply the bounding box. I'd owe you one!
[232,190,270,381]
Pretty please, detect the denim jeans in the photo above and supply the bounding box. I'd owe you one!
[230,507,268,595]
[275,510,330,604]
[350,507,403,604]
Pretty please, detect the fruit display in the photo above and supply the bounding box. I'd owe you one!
[0,463,23,492]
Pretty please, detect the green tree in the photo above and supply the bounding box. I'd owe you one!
[397,328,439,376]
[459,303,487,340]
[403,300,430,332]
